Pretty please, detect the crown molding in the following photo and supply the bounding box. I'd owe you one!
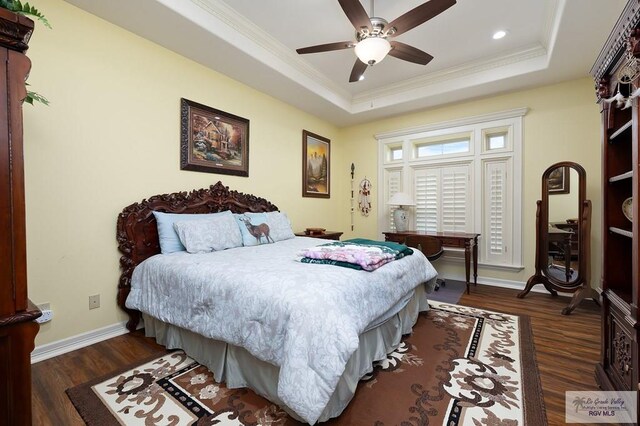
[352,45,548,107]
[187,0,352,102]
[540,0,561,50]
[375,107,529,140]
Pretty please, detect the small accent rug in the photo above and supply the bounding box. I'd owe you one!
[67,302,547,425]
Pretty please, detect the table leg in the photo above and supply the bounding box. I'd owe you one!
[564,236,571,282]
[473,236,478,286]
[464,240,471,294]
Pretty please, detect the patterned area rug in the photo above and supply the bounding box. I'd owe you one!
[67,302,547,425]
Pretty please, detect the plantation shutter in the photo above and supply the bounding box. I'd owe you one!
[414,164,471,233]
[414,169,439,232]
[441,165,471,232]
[483,159,511,264]
[386,170,402,231]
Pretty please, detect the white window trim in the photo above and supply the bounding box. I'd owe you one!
[376,108,527,270]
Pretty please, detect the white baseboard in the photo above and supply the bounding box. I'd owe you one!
[31,321,130,364]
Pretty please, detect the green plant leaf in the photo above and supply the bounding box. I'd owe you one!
[25,90,49,106]
[4,0,52,28]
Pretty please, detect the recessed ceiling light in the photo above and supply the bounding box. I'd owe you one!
[493,30,507,40]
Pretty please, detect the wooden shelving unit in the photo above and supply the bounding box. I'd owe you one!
[0,8,41,425]
[591,0,640,405]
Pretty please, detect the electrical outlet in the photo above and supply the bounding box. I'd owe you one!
[36,309,53,324]
[36,302,53,323]
[89,294,100,310]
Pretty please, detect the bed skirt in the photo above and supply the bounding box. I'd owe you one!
[142,279,434,424]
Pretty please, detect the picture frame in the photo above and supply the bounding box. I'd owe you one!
[548,166,570,194]
[180,98,249,177]
[302,130,330,198]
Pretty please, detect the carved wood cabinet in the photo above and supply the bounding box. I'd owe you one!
[0,8,40,425]
[591,0,640,404]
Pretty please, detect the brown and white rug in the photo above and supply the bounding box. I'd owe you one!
[67,302,547,425]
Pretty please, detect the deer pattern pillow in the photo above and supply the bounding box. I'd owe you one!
[173,213,243,253]
[234,213,273,246]
[234,212,296,246]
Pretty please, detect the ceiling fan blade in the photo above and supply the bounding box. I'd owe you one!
[296,41,354,55]
[389,41,433,65]
[338,0,372,32]
[388,0,456,37]
[349,59,368,82]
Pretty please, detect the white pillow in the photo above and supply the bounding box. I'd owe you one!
[173,214,242,253]
[265,212,295,241]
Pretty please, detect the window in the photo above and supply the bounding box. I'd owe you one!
[487,134,506,150]
[390,147,403,161]
[376,108,526,269]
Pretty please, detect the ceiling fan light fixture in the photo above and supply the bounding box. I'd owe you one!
[354,37,391,65]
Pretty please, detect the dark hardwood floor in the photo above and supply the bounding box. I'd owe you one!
[31,283,601,425]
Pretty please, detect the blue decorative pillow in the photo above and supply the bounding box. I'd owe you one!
[153,210,233,254]
[234,213,274,246]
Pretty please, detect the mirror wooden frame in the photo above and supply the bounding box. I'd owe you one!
[518,161,599,314]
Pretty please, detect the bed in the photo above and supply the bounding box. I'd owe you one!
[116,181,437,424]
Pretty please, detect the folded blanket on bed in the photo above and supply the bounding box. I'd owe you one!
[299,238,413,271]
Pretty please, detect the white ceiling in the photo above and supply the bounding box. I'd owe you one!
[65,0,627,126]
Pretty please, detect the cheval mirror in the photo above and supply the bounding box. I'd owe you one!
[518,161,599,314]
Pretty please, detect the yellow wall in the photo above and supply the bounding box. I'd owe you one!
[340,77,602,287]
[23,0,602,348]
[23,0,346,345]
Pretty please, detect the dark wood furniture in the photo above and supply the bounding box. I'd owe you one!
[117,181,279,331]
[383,231,479,294]
[0,9,41,426]
[591,0,640,406]
[547,226,573,282]
[550,220,579,259]
[294,231,343,240]
[518,162,598,315]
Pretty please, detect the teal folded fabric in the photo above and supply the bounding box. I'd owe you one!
[343,238,413,257]
[299,257,363,270]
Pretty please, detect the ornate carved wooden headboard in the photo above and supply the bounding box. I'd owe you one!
[116,181,279,331]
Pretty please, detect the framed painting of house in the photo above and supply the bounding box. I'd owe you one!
[302,130,330,198]
[180,98,249,177]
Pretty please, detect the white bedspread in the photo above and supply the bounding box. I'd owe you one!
[126,237,436,424]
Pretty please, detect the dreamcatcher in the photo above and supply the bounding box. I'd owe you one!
[604,39,640,109]
[358,177,372,216]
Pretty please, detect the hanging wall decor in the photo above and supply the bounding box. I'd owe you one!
[358,177,372,216]
[180,98,250,177]
[350,163,355,231]
[302,130,330,198]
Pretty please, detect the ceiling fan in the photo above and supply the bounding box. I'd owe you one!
[296,0,456,82]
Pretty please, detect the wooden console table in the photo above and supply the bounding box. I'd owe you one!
[383,231,480,294]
